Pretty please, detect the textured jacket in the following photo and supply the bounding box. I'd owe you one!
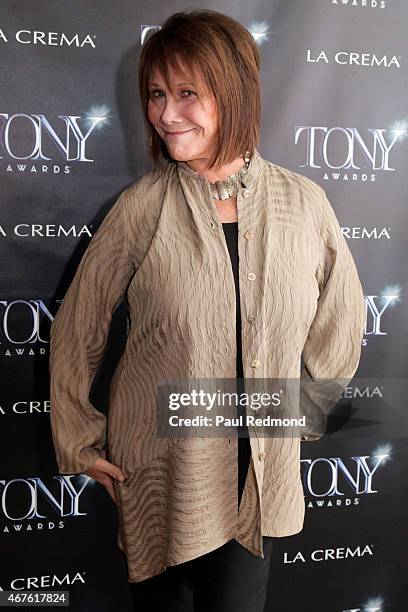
[49,147,366,582]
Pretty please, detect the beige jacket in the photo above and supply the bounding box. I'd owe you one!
[49,147,366,582]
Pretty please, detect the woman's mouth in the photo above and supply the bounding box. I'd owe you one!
[164,128,196,138]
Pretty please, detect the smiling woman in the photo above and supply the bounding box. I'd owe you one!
[48,7,366,612]
[138,9,261,176]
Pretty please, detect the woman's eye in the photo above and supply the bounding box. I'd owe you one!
[149,90,196,99]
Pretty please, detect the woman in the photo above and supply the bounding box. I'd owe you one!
[49,9,366,612]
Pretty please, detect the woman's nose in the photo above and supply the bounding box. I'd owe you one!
[159,98,183,125]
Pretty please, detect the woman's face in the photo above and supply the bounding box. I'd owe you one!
[147,61,218,163]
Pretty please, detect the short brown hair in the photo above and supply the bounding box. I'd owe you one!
[138,9,261,170]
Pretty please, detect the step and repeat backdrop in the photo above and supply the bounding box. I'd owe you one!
[1,1,407,611]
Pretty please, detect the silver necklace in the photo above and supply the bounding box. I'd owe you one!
[209,150,251,200]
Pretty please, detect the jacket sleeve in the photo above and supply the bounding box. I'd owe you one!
[299,188,366,441]
[49,187,136,473]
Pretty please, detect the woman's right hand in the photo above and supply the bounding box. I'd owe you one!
[84,458,125,505]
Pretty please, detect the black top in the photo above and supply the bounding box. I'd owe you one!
[221,221,251,505]
[221,222,244,378]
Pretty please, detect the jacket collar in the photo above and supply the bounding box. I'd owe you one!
[176,146,265,189]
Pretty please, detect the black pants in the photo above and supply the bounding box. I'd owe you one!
[129,380,273,612]
[129,536,273,612]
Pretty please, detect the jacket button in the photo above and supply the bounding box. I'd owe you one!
[251,358,261,368]
[243,189,251,198]
[247,272,256,281]
[244,230,253,240]
[258,452,266,461]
